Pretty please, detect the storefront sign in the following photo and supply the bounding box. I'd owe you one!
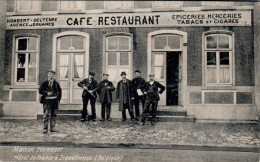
[6,11,251,30]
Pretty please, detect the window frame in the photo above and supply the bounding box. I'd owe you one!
[203,31,234,86]
[152,34,183,51]
[15,0,41,15]
[58,0,85,13]
[104,1,134,11]
[152,1,183,9]
[13,35,40,85]
[202,1,234,6]
[104,33,133,83]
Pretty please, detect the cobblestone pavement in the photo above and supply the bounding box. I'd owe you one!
[0,120,259,147]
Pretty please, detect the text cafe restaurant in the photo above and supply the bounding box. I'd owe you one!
[1,1,259,121]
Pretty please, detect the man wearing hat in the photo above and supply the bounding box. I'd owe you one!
[139,73,165,125]
[97,74,115,121]
[78,72,98,122]
[131,70,146,121]
[39,70,62,133]
[116,71,135,121]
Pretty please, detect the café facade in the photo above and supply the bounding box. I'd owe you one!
[0,0,259,121]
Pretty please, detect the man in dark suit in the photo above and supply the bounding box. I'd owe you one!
[39,70,62,133]
[78,72,98,122]
[138,73,165,125]
[131,70,146,121]
[97,74,115,121]
[116,71,135,122]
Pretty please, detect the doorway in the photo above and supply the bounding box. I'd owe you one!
[166,52,180,106]
[54,33,89,104]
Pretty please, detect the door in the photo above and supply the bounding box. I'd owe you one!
[166,52,180,105]
[152,52,182,106]
[57,53,85,104]
[56,35,87,104]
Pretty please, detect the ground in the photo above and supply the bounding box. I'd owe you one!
[0,120,259,148]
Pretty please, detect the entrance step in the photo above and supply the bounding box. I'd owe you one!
[153,116,195,122]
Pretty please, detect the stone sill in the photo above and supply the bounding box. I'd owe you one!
[3,85,40,90]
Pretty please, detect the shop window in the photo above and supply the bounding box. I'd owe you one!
[153,1,183,8]
[14,36,39,84]
[105,35,132,82]
[15,0,41,14]
[202,1,234,6]
[105,1,133,10]
[204,33,233,85]
[59,0,84,12]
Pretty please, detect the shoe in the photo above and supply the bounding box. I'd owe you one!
[137,121,144,126]
[50,129,59,132]
[135,117,139,121]
[107,118,112,121]
[100,118,105,121]
[130,118,135,121]
[81,118,86,122]
[43,129,48,134]
[122,119,126,122]
[92,119,97,122]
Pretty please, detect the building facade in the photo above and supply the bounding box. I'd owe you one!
[0,0,259,121]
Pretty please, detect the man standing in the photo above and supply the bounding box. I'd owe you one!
[97,74,115,121]
[139,74,165,125]
[78,72,98,122]
[131,70,146,121]
[116,72,135,122]
[39,70,62,133]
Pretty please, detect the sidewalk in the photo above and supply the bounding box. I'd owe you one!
[0,119,259,152]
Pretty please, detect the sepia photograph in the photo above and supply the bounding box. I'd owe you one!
[0,0,259,161]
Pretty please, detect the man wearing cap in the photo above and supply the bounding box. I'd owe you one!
[97,74,115,121]
[131,70,146,121]
[39,70,62,133]
[78,72,98,122]
[116,71,135,121]
[139,73,165,125]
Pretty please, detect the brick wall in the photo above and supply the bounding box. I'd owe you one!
[0,0,7,101]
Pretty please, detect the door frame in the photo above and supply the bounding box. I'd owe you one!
[52,31,90,103]
[147,30,187,106]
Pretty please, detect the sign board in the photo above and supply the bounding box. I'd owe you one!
[6,11,251,30]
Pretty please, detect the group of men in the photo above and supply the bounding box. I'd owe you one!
[39,69,165,133]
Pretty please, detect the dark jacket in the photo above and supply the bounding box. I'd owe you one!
[39,79,62,104]
[78,78,98,98]
[97,80,115,104]
[116,79,134,111]
[131,77,146,97]
[142,81,165,101]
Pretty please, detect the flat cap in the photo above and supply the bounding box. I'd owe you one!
[103,73,109,76]
[135,70,141,73]
[48,69,55,74]
[148,73,154,77]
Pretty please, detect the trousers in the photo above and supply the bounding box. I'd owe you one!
[43,99,58,130]
[82,95,96,120]
[122,103,134,120]
[141,98,158,123]
[101,102,111,119]
[133,95,145,118]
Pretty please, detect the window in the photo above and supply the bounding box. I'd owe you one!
[152,34,182,51]
[59,0,84,12]
[105,35,132,82]
[16,0,41,14]
[105,1,133,10]
[153,1,183,8]
[14,36,39,84]
[204,33,233,85]
[203,1,234,6]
